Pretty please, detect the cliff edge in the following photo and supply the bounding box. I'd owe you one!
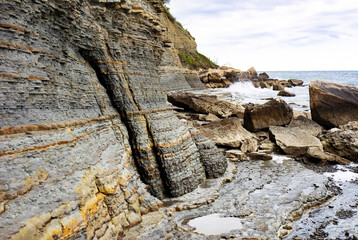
[0,0,226,239]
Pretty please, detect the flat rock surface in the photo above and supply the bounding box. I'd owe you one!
[138,156,336,239]
[269,126,323,156]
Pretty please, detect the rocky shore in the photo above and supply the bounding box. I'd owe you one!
[1,0,358,239]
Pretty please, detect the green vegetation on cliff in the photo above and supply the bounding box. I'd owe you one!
[178,49,217,70]
[161,1,216,70]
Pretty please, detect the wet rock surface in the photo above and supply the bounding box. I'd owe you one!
[288,163,358,240]
[310,79,358,128]
[137,156,346,239]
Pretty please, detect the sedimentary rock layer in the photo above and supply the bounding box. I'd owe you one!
[0,0,226,238]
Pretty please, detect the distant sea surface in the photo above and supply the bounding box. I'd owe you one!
[212,71,358,112]
[264,71,358,87]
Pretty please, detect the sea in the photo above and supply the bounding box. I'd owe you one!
[211,71,358,112]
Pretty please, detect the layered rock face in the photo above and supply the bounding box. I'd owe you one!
[0,0,226,239]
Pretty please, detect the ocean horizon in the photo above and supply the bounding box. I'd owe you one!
[211,70,358,113]
[262,70,358,87]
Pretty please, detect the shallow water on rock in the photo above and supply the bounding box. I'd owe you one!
[188,213,243,235]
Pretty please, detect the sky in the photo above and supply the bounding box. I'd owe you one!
[167,0,358,71]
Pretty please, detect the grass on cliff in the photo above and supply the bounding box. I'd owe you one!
[178,50,217,70]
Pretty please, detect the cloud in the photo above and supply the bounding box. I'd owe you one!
[168,0,358,70]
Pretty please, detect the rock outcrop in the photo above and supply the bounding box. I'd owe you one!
[0,0,226,239]
[244,98,293,131]
[167,92,245,118]
[319,121,358,162]
[310,79,358,128]
[198,118,258,152]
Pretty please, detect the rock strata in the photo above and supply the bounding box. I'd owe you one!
[310,79,358,128]
[0,0,226,238]
[244,98,293,131]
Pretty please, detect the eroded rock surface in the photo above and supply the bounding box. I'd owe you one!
[320,121,358,162]
[310,79,358,128]
[0,0,225,238]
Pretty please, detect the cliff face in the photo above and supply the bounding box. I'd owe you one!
[0,0,226,239]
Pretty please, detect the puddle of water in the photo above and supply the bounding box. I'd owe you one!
[187,213,243,235]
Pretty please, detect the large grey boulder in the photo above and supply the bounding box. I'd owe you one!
[310,79,358,128]
[168,92,245,118]
[319,121,358,162]
[244,98,293,131]
[198,118,258,152]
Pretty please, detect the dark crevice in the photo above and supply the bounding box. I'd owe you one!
[78,48,167,199]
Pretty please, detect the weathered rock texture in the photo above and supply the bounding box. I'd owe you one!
[198,118,258,152]
[310,79,358,128]
[0,0,225,239]
[319,121,358,162]
[244,98,293,132]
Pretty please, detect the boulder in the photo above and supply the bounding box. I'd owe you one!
[293,110,311,120]
[208,72,222,83]
[319,121,358,162]
[244,98,293,131]
[167,92,245,118]
[273,82,284,91]
[289,79,304,86]
[288,115,323,136]
[260,81,271,89]
[279,80,292,88]
[247,66,258,79]
[269,126,323,156]
[278,90,295,97]
[198,117,258,152]
[259,72,269,80]
[309,79,358,128]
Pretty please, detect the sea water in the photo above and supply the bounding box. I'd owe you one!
[212,71,358,111]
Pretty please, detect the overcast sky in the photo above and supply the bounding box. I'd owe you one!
[168,0,358,71]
